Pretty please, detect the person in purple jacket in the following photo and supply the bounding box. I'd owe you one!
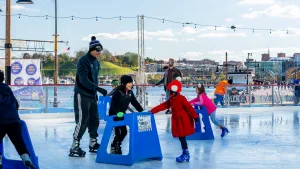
[189,84,229,137]
[0,70,36,169]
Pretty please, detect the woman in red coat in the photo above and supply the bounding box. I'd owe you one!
[151,78,199,163]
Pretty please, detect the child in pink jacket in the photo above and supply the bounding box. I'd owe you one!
[189,84,229,137]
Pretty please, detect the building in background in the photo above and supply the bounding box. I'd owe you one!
[261,53,270,61]
[278,53,286,58]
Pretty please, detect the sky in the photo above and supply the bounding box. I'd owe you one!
[1,0,300,63]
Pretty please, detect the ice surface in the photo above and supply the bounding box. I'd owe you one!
[2,106,300,169]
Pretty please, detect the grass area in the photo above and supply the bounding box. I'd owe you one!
[42,61,135,76]
[100,61,135,75]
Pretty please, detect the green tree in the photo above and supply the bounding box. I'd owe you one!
[111,56,118,63]
[219,73,225,81]
[145,57,154,63]
[76,49,87,59]
[100,49,112,61]
[123,52,138,67]
[58,53,71,62]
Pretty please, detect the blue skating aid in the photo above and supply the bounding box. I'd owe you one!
[186,105,214,140]
[98,96,111,121]
[0,120,39,169]
[96,112,163,166]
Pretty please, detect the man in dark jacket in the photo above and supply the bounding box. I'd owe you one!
[0,70,36,169]
[109,75,144,155]
[70,36,107,157]
[156,59,182,114]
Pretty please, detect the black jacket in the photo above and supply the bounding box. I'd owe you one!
[164,67,182,86]
[107,88,116,97]
[74,53,100,98]
[109,86,143,116]
[0,83,20,124]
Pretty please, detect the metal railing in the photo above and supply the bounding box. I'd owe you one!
[9,84,300,114]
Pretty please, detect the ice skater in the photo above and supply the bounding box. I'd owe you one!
[189,84,229,137]
[214,79,233,106]
[151,78,199,163]
[109,75,144,154]
[69,36,107,157]
[0,70,36,169]
[107,79,119,96]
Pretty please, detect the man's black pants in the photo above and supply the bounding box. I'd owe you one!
[73,93,99,140]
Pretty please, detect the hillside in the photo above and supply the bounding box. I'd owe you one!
[41,61,135,76]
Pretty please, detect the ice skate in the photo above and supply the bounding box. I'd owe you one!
[89,138,100,153]
[69,139,86,157]
[24,160,36,169]
[176,149,190,163]
[110,142,122,155]
[221,127,229,137]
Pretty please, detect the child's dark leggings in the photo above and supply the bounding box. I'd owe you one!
[113,126,127,144]
[179,137,188,149]
[0,121,29,156]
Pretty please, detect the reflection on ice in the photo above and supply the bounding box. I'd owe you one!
[2,106,300,169]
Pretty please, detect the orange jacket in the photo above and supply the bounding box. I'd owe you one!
[214,80,229,95]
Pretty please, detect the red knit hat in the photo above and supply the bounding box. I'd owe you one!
[167,79,182,93]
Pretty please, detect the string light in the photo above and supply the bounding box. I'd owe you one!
[0,13,293,35]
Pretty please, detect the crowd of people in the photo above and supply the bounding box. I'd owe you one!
[0,36,231,168]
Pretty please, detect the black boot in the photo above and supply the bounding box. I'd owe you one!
[110,142,122,155]
[89,138,100,153]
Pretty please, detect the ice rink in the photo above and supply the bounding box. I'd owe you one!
[2,106,300,169]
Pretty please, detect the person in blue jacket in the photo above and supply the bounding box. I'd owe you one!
[0,70,36,169]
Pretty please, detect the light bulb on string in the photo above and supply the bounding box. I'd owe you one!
[287,30,289,34]
[253,29,254,33]
[270,29,272,34]
[119,16,122,20]
[46,15,48,21]
[162,19,164,23]
[18,14,20,20]
[71,16,74,22]
[96,16,98,21]
[194,24,196,28]
[183,23,185,27]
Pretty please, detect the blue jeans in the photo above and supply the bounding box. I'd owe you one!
[166,90,170,100]
[209,111,221,127]
[214,94,224,106]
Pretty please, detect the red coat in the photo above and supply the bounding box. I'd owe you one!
[151,93,199,138]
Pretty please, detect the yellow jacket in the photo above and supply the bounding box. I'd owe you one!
[214,80,229,95]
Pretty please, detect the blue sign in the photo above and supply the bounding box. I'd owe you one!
[11,62,22,75]
[27,78,36,85]
[26,64,37,75]
[14,77,24,85]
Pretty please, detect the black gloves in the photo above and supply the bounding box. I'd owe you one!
[194,117,200,124]
[96,87,107,96]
